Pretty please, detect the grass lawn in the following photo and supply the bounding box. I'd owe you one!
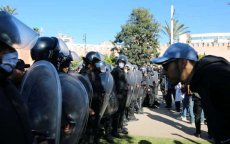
[100,135,213,144]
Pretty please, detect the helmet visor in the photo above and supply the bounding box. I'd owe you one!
[57,38,69,57]
[95,61,107,73]
[0,11,39,50]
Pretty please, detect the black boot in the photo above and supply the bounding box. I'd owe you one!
[121,128,128,134]
[112,131,121,138]
[104,133,114,143]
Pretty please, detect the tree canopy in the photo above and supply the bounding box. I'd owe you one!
[104,54,116,66]
[114,8,160,66]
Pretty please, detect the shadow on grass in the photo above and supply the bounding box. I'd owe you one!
[100,134,134,144]
[171,133,202,144]
[172,133,214,144]
[116,134,134,143]
[173,140,183,144]
[138,140,152,144]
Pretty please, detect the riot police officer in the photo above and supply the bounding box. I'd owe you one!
[142,66,155,108]
[134,66,144,114]
[0,11,38,144]
[111,54,129,137]
[138,66,148,113]
[31,36,89,144]
[125,63,138,121]
[152,67,160,108]
[80,51,105,144]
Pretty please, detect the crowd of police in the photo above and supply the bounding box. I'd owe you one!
[0,11,161,144]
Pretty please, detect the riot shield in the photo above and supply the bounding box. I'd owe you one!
[68,71,93,105]
[0,11,39,50]
[135,70,143,99]
[132,70,142,101]
[125,70,136,107]
[99,71,114,118]
[59,73,89,144]
[139,85,147,105]
[140,76,148,105]
[20,60,62,144]
[103,91,119,117]
[147,74,154,87]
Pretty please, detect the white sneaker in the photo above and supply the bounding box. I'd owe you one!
[181,116,187,122]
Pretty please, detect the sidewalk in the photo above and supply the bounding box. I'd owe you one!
[127,98,213,143]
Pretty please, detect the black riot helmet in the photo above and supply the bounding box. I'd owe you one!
[140,66,147,74]
[146,66,153,73]
[82,51,101,65]
[54,39,72,72]
[116,54,128,64]
[59,50,73,71]
[125,62,133,71]
[133,64,138,71]
[0,11,38,51]
[31,36,71,72]
[31,37,58,61]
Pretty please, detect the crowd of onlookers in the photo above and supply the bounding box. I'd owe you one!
[159,75,208,138]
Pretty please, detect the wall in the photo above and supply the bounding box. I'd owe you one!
[159,42,230,61]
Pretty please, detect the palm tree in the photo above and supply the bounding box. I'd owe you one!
[0,5,18,15]
[162,18,190,44]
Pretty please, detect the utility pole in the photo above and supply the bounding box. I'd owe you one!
[83,33,87,54]
[170,5,174,45]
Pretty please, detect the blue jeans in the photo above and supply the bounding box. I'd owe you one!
[189,96,195,123]
[201,109,205,123]
[182,96,195,123]
[182,95,189,118]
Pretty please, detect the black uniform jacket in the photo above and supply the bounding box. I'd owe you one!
[111,66,128,99]
[81,68,104,114]
[0,72,32,144]
[190,55,230,142]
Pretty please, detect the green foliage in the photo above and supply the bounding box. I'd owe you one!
[0,5,17,15]
[198,53,205,60]
[70,59,82,70]
[114,8,160,66]
[162,18,190,43]
[33,27,40,35]
[104,54,116,66]
[100,135,212,144]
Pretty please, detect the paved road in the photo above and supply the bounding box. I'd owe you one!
[127,97,213,143]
